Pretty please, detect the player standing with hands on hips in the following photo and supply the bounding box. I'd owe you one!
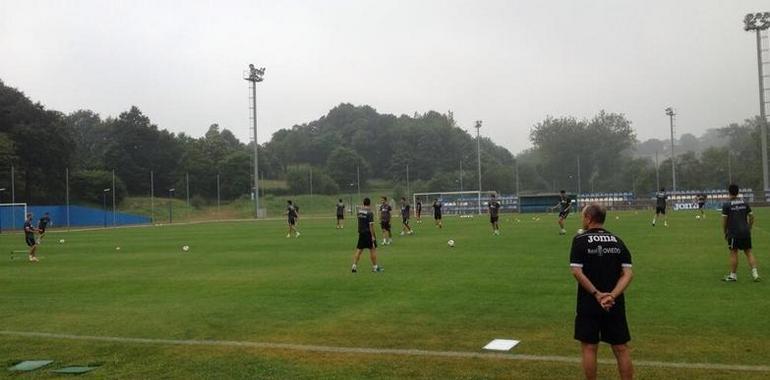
[570,204,634,380]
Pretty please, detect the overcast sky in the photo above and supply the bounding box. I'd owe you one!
[1,0,768,154]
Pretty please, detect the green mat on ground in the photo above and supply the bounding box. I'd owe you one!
[51,365,100,374]
[8,360,54,372]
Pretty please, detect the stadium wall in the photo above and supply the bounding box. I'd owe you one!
[0,205,151,231]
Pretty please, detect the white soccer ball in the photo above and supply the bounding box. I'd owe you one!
[447,239,455,247]
[696,215,701,220]
[182,245,190,252]
[115,246,121,251]
[59,239,65,244]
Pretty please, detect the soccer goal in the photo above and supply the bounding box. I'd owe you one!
[0,203,28,232]
[412,191,497,216]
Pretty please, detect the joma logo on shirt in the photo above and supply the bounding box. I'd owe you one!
[587,235,618,243]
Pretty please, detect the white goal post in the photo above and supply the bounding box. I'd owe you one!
[412,191,497,216]
[0,203,28,231]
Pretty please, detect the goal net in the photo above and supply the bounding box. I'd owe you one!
[0,203,28,231]
[412,191,497,216]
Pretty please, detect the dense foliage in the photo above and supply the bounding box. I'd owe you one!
[0,78,767,205]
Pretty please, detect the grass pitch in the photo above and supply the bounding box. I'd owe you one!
[1,209,768,379]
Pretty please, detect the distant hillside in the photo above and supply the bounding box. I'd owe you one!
[261,104,518,193]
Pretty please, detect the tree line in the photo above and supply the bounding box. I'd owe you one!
[1,78,766,207]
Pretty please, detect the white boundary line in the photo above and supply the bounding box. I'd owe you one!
[1,331,768,372]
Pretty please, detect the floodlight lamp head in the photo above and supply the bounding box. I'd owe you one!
[744,12,770,31]
[665,107,674,116]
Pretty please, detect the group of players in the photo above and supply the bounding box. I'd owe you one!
[341,195,503,273]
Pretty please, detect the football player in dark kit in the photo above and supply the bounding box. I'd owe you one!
[432,198,443,228]
[570,204,634,380]
[335,199,345,229]
[550,190,572,235]
[379,196,393,245]
[286,200,300,238]
[24,213,40,262]
[351,197,381,273]
[652,187,668,227]
[696,193,707,219]
[399,197,413,236]
[722,184,760,282]
[37,212,51,242]
[415,200,423,224]
[488,194,501,235]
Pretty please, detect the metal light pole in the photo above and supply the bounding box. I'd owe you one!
[216,173,221,216]
[665,107,677,192]
[577,155,582,195]
[112,169,116,226]
[655,150,660,190]
[406,164,410,196]
[0,188,5,233]
[168,188,175,224]
[459,160,464,192]
[102,188,111,228]
[65,168,70,229]
[356,165,361,202]
[474,120,482,215]
[744,12,770,193]
[244,64,265,218]
[150,170,154,224]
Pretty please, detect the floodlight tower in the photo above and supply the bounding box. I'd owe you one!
[744,12,770,194]
[665,107,677,192]
[475,120,482,215]
[244,64,265,218]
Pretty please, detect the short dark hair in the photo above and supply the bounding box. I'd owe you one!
[660,187,665,192]
[381,196,387,201]
[338,199,342,202]
[583,203,607,224]
[728,184,740,196]
[401,197,406,201]
[560,190,566,194]
[491,193,496,198]
[363,197,371,206]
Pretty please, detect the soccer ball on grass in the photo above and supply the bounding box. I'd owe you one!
[447,239,455,247]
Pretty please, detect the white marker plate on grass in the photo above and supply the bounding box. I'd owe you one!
[483,339,520,351]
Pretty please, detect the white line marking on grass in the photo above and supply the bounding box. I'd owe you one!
[1,331,769,372]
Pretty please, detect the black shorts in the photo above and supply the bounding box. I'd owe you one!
[357,233,377,250]
[380,221,391,231]
[490,216,499,224]
[698,203,705,209]
[288,217,296,226]
[434,213,442,220]
[574,311,631,345]
[559,211,570,219]
[728,236,752,250]
[655,207,666,214]
[25,236,36,247]
[402,217,409,225]
[38,228,46,234]
[336,214,344,221]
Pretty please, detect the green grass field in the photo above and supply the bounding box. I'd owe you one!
[1,208,769,379]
